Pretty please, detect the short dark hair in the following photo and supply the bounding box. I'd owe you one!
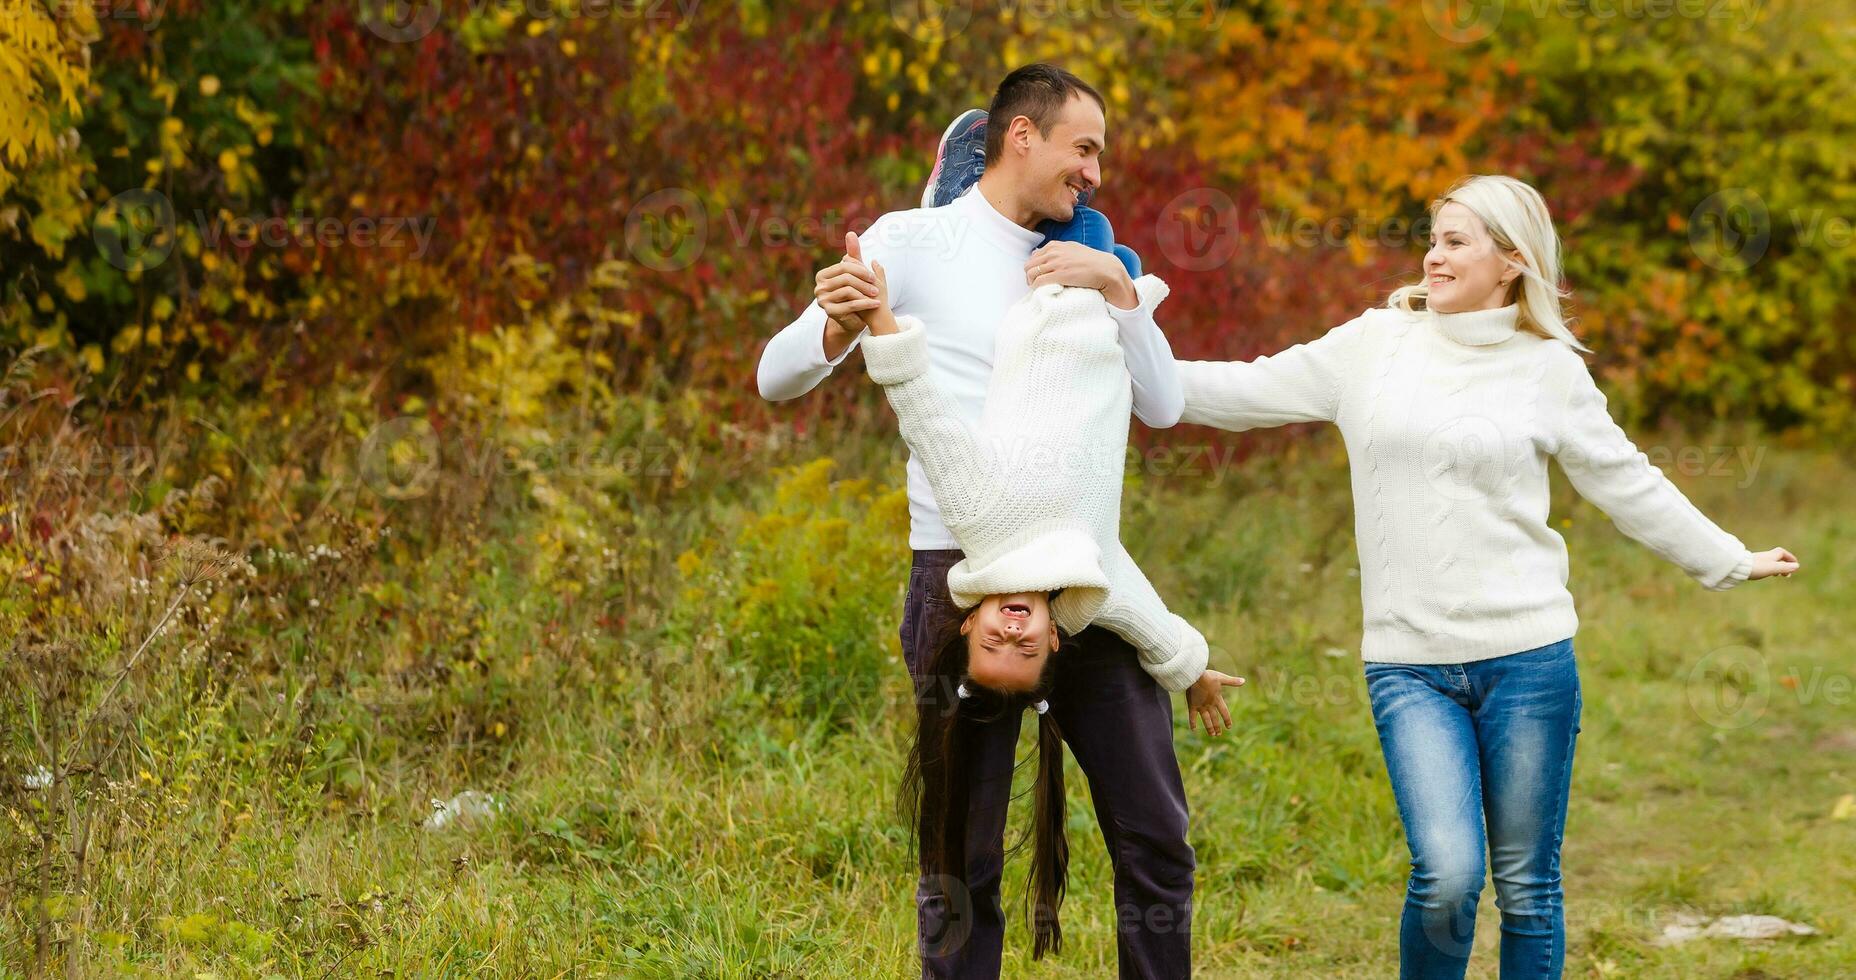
[984,63,1106,166]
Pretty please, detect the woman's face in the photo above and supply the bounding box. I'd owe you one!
[962,592,1058,693]
[1424,201,1519,313]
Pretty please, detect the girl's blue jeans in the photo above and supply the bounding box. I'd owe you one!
[1364,638,1582,980]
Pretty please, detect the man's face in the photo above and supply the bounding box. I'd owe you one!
[1006,93,1105,224]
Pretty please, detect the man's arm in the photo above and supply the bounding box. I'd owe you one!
[756,231,892,402]
[1107,275,1185,428]
[756,302,864,402]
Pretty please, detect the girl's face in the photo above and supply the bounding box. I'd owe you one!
[1424,202,1520,313]
[961,592,1058,693]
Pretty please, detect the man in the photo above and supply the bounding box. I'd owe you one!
[756,64,1194,979]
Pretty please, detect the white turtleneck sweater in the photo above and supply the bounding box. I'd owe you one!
[756,185,1186,550]
[859,276,1209,692]
[1177,303,1755,665]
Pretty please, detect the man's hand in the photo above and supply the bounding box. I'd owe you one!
[1024,240,1137,309]
[1186,669,1245,736]
[815,232,881,359]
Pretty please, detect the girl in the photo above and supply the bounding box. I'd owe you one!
[1175,174,1801,978]
[856,187,1241,962]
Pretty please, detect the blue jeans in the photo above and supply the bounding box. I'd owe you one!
[1364,638,1582,980]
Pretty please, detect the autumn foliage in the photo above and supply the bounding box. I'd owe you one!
[2,0,1854,434]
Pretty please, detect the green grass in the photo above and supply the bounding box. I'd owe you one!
[4,425,1851,978]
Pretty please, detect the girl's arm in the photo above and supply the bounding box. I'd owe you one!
[1548,354,1781,589]
[1176,315,1367,432]
[859,311,1000,530]
[1087,543,1210,693]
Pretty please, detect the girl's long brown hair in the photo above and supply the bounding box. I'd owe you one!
[900,623,1070,960]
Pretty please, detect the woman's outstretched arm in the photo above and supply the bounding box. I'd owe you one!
[1176,315,1367,432]
[1548,351,1799,587]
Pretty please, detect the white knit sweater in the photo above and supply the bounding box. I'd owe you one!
[1178,303,1755,664]
[861,275,1210,692]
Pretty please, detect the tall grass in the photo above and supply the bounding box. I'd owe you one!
[2,342,1850,976]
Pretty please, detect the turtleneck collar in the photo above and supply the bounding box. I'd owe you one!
[954,184,1048,252]
[1428,303,1520,347]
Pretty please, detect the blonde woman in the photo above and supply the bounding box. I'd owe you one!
[1175,175,1800,979]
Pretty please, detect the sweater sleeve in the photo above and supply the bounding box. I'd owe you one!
[1549,354,1754,590]
[1091,543,1210,693]
[756,215,906,402]
[1176,316,1365,431]
[757,302,865,402]
[1107,274,1184,428]
[860,316,999,529]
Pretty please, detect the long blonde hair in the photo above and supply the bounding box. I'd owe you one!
[1389,174,1588,352]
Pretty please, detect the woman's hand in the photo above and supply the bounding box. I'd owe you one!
[1187,669,1245,736]
[1748,547,1801,580]
[864,259,899,336]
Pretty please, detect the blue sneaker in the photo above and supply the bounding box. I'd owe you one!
[922,108,989,208]
[1038,205,1142,280]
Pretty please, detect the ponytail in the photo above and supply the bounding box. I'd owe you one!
[900,624,1071,961]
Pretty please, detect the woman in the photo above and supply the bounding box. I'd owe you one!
[1174,174,1800,979]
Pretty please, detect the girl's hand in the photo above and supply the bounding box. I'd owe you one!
[1187,669,1245,736]
[1748,547,1801,580]
[865,259,899,336]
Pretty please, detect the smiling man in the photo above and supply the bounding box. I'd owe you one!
[757,64,1196,979]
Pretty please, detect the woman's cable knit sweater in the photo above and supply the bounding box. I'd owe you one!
[860,275,1210,692]
[1178,303,1755,665]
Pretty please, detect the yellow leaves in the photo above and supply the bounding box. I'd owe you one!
[198,74,221,97]
[0,0,96,195]
[54,264,84,301]
[1834,794,1856,821]
[79,343,102,373]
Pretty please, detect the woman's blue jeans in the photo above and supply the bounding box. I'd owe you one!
[1364,638,1582,980]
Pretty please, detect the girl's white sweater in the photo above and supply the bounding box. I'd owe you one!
[861,276,1209,692]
